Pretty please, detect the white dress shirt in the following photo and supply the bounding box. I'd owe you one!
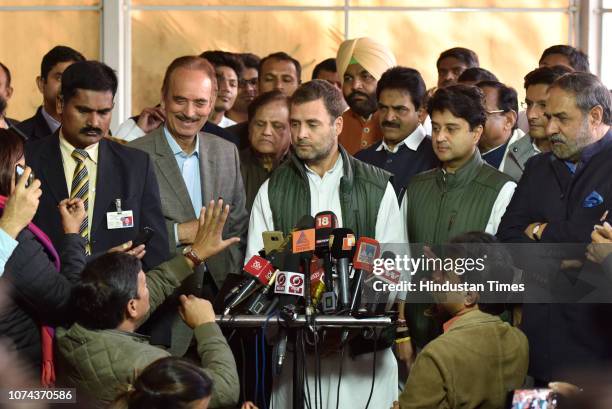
[247,153,404,409]
[114,118,145,142]
[376,124,427,154]
[246,154,407,259]
[217,115,237,128]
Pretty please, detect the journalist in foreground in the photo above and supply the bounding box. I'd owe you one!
[55,199,240,408]
[396,232,528,409]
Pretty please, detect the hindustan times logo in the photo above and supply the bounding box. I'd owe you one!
[372,254,487,276]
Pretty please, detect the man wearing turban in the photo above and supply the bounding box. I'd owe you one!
[336,37,396,155]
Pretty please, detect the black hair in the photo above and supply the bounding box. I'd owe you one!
[539,45,590,72]
[40,45,85,80]
[523,65,573,90]
[428,84,486,130]
[200,50,244,80]
[259,52,302,82]
[436,47,479,69]
[376,66,426,110]
[312,58,337,80]
[248,89,289,123]
[0,62,11,87]
[239,53,261,71]
[60,60,118,104]
[476,80,519,130]
[110,357,213,409]
[0,128,24,197]
[71,252,142,330]
[291,79,346,121]
[552,72,611,125]
[457,67,498,84]
[447,232,516,315]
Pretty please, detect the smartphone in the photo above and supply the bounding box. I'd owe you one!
[131,227,155,249]
[508,389,558,409]
[15,164,34,188]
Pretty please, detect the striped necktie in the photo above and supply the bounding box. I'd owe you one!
[70,149,89,247]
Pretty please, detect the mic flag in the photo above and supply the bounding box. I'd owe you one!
[275,271,305,297]
[244,255,275,285]
[292,229,315,253]
[353,237,381,272]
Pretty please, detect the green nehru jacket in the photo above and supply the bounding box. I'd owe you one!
[405,150,512,245]
[403,150,513,349]
[268,145,390,239]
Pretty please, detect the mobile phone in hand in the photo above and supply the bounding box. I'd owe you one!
[15,164,34,188]
[508,388,558,409]
[131,227,154,249]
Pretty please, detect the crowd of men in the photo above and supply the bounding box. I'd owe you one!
[1,37,612,409]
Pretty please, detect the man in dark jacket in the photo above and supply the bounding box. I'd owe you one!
[17,46,85,141]
[239,90,290,211]
[26,61,169,270]
[497,72,612,385]
[355,66,438,200]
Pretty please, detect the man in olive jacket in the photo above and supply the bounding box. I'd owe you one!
[396,233,528,409]
[56,201,240,408]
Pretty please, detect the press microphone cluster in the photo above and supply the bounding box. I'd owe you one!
[223,211,392,320]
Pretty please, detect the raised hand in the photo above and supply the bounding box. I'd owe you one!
[58,198,86,234]
[191,199,240,262]
[0,166,41,238]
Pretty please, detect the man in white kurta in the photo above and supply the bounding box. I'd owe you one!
[246,79,407,409]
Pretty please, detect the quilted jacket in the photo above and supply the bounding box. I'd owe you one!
[55,255,239,408]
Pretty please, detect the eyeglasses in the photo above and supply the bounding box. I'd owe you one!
[239,78,258,88]
[485,109,505,116]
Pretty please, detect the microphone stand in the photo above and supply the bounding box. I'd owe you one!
[215,315,393,409]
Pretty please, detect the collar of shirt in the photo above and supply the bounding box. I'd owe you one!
[442,308,478,333]
[163,126,200,158]
[376,124,427,153]
[59,130,99,164]
[480,140,508,157]
[41,107,61,134]
[304,153,343,181]
[531,139,541,154]
[218,115,237,128]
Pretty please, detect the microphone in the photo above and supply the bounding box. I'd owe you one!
[245,269,279,315]
[292,216,316,326]
[329,228,356,311]
[364,251,401,315]
[223,255,275,315]
[349,237,381,315]
[315,211,338,313]
[273,251,304,376]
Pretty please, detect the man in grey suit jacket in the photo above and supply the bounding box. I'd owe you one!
[503,65,572,181]
[129,55,248,356]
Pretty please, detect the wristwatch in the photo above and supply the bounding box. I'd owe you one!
[182,246,205,266]
[532,223,542,241]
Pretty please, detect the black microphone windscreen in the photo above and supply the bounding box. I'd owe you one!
[329,227,356,259]
[295,215,315,230]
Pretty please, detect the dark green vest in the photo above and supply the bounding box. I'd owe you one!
[268,146,390,239]
[405,150,513,245]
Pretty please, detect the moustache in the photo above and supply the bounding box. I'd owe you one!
[381,121,400,129]
[176,114,201,122]
[79,127,103,136]
[550,134,565,144]
[347,91,371,101]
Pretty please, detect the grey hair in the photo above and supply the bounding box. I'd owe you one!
[552,72,611,125]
